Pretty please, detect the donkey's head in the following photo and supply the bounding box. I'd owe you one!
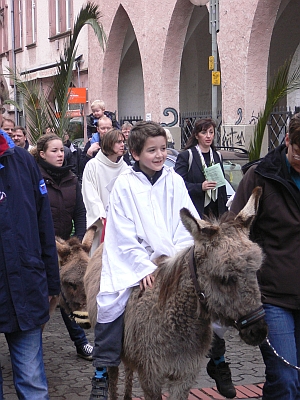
[180,187,267,346]
[56,226,96,328]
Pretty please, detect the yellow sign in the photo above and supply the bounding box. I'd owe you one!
[212,71,221,85]
[209,56,214,70]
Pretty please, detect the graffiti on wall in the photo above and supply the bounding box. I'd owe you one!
[161,107,179,127]
[222,125,246,149]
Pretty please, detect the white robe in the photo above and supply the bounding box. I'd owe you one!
[82,151,129,254]
[97,166,200,323]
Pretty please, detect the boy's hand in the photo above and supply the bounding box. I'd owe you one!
[140,274,155,290]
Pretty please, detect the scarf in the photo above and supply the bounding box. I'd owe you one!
[38,158,72,184]
[195,145,218,207]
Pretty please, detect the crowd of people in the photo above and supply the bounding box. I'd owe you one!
[0,96,299,400]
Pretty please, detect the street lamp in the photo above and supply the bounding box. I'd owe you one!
[189,0,220,127]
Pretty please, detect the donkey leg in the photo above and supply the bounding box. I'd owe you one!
[108,366,119,400]
[123,364,133,400]
[138,371,163,400]
[168,376,196,400]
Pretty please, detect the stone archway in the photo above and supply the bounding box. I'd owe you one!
[118,23,144,120]
[101,5,133,116]
[218,0,281,125]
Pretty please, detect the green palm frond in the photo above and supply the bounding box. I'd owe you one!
[3,68,54,143]
[249,58,300,161]
[2,2,106,143]
[53,1,106,138]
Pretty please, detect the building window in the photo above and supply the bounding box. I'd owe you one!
[14,0,22,50]
[26,0,36,45]
[0,4,8,55]
[49,0,73,38]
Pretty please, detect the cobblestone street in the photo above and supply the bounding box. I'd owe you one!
[1,308,265,399]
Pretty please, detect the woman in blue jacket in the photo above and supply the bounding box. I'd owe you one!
[0,129,60,399]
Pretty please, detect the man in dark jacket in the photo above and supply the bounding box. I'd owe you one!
[231,113,300,400]
[0,123,60,398]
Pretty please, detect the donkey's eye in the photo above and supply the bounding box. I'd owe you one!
[68,282,77,290]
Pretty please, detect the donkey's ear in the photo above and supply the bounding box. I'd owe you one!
[56,237,71,258]
[180,208,219,239]
[82,225,97,253]
[180,208,201,237]
[234,186,262,230]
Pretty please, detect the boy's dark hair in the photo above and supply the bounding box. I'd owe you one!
[288,113,300,147]
[184,118,216,150]
[101,129,125,156]
[128,121,167,156]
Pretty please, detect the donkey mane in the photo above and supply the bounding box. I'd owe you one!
[157,211,239,307]
[157,247,191,307]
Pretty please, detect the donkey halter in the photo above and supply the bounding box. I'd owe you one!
[188,246,265,330]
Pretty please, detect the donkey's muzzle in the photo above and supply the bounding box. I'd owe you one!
[235,305,268,346]
[234,306,265,331]
[69,310,91,329]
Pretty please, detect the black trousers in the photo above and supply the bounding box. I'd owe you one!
[208,332,226,359]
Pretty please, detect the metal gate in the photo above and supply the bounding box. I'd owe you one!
[267,107,300,151]
[179,111,222,149]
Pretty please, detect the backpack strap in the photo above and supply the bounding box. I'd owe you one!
[188,149,193,172]
[216,150,222,162]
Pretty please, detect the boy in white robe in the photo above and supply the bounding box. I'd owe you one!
[89,121,200,400]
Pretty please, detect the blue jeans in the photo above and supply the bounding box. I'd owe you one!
[60,307,88,349]
[260,304,300,400]
[0,327,48,400]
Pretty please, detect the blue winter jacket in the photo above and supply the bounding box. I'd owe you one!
[0,131,60,333]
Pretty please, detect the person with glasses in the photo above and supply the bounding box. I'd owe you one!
[175,118,235,399]
[82,128,129,255]
[231,113,300,400]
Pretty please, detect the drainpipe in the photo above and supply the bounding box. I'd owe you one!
[11,0,18,123]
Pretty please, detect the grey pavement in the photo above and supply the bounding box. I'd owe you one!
[0,307,265,399]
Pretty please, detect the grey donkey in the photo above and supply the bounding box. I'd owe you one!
[58,187,268,400]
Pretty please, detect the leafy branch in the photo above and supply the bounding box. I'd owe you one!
[248,58,300,161]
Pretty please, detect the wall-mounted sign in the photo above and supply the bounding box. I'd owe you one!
[68,88,87,104]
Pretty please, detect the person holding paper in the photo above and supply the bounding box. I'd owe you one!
[175,118,227,218]
[175,118,235,399]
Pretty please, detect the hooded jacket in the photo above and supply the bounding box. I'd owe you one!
[0,131,60,333]
[231,144,300,310]
[38,162,86,241]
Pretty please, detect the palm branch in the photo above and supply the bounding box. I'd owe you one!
[248,58,300,161]
[3,1,106,144]
[4,68,53,144]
